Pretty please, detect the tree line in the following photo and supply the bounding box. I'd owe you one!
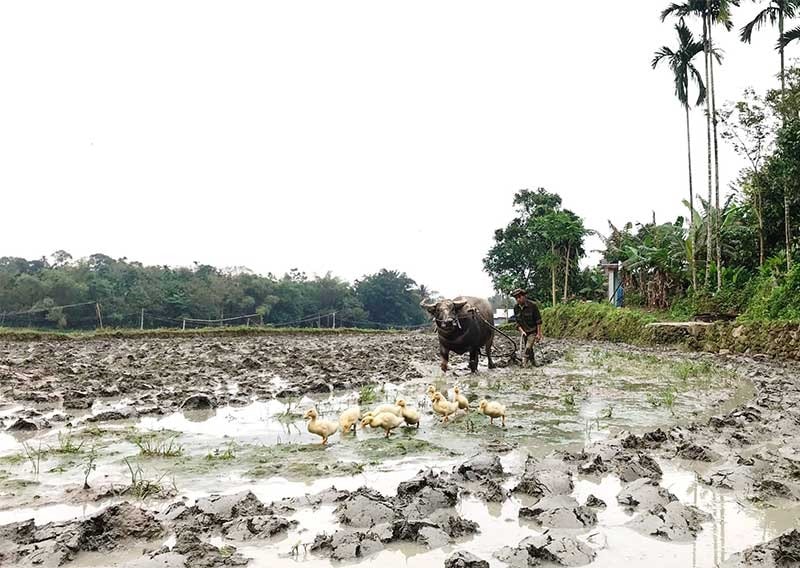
[0,253,432,330]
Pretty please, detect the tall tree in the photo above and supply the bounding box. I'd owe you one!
[662,0,738,289]
[483,189,586,305]
[745,1,800,269]
[719,89,778,266]
[653,19,708,291]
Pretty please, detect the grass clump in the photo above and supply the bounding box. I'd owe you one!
[206,444,237,461]
[52,430,85,454]
[673,361,713,381]
[359,385,377,404]
[22,442,44,476]
[123,458,177,499]
[129,432,184,457]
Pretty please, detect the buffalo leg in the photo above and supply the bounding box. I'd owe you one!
[440,346,450,372]
[486,334,495,369]
[469,348,479,373]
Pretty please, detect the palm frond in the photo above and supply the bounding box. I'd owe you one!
[779,25,800,48]
[661,2,693,22]
[688,64,707,106]
[740,7,775,43]
[651,47,675,69]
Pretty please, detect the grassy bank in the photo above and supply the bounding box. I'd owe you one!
[541,302,800,359]
[542,302,658,344]
[0,325,419,342]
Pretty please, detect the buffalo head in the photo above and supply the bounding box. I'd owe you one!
[421,297,471,331]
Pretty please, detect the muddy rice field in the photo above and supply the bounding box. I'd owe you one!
[1,331,800,567]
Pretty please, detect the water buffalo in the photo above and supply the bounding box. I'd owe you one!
[421,296,495,373]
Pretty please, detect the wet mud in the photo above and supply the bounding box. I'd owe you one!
[1,333,799,566]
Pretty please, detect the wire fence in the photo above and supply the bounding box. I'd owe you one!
[0,301,434,332]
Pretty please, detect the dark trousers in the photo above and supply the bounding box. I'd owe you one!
[522,333,537,364]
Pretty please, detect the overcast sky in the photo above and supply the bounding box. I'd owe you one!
[0,1,793,299]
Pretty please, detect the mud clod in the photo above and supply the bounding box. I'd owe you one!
[456,454,504,480]
[617,478,678,511]
[495,531,596,567]
[676,443,721,462]
[6,418,42,431]
[396,469,459,517]
[518,495,597,529]
[0,502,164,566]
[627,502,711,541]
[513,456,574,497]
[335,487,396,528]
[181,394,218,410]
[584,494,606,509]
[445,550,490,568]
[158,528,249,567]
[721,528,800,567]
[311,530,384,561]
[86,407,138,422]
[221,514,296,540]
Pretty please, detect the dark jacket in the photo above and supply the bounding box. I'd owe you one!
[514,299,542,334]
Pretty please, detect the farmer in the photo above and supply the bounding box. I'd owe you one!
[511,288,542,365]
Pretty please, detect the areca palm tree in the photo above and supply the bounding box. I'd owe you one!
[744,1,800,270]
[653,20,708,291]
[662,0,738,290]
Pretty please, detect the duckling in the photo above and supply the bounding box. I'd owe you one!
[338,406,361,434]
[478,399,507,427]
[452,387,469,411]
[395,399,420,428]
[372,403,402,417]
[304,408,339,444]
[431,392,459,423]
[360,411,405,437]
[426,384,439,400]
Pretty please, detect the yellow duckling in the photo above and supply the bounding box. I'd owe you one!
[303,408,339,445]
[338,406,361,434]
[432,392,459,423]
[426,384,439,400]
[372,403,402,417]
[395,399,420,428]
[478,399,507,427]
[360,411,404,437]
[452,387,469,411]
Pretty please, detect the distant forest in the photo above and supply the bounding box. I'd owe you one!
[0,252,435,330]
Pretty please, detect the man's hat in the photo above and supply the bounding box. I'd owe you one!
[510,288,527,298]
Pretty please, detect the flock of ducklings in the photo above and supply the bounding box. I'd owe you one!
[302,384,507,445]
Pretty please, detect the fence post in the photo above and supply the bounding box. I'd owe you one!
[140,308,144,330]
[332,312,336,329]
[182,319,186,330]
[95,303,104,329]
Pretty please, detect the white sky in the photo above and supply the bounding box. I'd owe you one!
[0,1,793,299]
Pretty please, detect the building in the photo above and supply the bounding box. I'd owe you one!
[493,308,515,326]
